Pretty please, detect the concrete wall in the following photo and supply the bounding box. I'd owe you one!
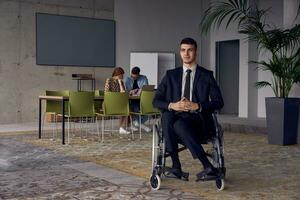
[0,0,114,124]
[114,0,204,74]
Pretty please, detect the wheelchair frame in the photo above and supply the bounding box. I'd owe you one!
[149,112,226,191]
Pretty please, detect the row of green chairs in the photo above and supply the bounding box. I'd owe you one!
[42,90,69,140]
[66,91,135,143]
[44,90,160,143]
[99,91,160,140]
[45,89,104,116]
[94,90,104,113]
[44,90,101,143]
[44,90,104,118]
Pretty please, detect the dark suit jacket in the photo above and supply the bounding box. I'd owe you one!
[153,65,224,134]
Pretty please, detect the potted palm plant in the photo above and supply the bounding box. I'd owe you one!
[200,0,300,145]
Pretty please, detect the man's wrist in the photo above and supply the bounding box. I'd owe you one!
[197,103,202,112]
[168,103,173,111]
[190,102,199,112]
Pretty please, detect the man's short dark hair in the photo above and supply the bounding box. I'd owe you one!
[131,66,140,75]
[180,37,197,49]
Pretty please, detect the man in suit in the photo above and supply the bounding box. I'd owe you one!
[153,37,224,180]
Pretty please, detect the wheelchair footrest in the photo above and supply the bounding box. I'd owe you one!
[196,174,218,182]
[196,168,225,182]
[163,167,189,181]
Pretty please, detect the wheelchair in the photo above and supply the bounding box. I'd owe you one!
[149,112,226,191]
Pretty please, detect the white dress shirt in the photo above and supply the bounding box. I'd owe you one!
[168,64,199,111]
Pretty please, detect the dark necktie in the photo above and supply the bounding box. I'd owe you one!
[183,69,192,100]
[132,79,139,89]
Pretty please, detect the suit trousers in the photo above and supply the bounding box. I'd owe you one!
[162,111,211,169]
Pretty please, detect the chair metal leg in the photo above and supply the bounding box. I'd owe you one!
[51,115,55,140]
[67,117,70,144]
[90,117,94,136]
[125,116,127,132]
[80,117,83,138]
[96,116,100,142]
[85,116,88,139]
[139,115,142,139]
[54,114,58,140]
[72,120,75,136]
[110,116,113,136]
[51,114,56,140]
[101,116,104,142]
[130,116,134,140]
[41,112,45,136]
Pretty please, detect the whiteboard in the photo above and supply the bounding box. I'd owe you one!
[130,52,175,88]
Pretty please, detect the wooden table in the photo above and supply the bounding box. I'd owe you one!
[38,95,139,144]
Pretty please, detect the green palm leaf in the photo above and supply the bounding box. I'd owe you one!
[200,0,248,34]
[200,0,300,97]
[255,81,271,88]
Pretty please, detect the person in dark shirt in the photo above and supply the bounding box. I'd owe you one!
[125,67,151,132]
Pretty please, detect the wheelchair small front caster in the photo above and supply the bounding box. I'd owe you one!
[216,178,225,191]
[149,174,161,190]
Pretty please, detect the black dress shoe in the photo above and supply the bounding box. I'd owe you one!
[164,167,189,181]
[196,167,218,182]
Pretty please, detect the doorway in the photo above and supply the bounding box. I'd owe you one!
[216,40,239,115]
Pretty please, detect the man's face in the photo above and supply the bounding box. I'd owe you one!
[180,44,197,65]
[131,73,139,80]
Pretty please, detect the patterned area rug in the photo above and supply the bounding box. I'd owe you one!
[10,129,300,200]
[0,137,201,199]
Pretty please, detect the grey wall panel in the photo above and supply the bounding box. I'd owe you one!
[115,0,204,74]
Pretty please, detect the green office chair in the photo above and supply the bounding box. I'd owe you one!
[96,92,133,142]
[94,90,104,96]
[66,91,97,144]
[94,89,104,113]
[43,90,69,140]
[130,91,160,139]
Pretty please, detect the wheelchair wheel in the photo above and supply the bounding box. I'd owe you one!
[216,178,225,191]
[149,174,161,190]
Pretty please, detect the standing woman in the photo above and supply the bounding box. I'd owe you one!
[104,67,130,134]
